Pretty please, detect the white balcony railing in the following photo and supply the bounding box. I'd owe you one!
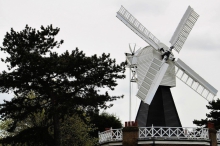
[139,127,209,140]
[99,126,209,144]
[99,128,122,143]
[217,130,220,142]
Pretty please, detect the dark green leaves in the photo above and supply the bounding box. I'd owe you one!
[193,99,220,130]
[0,25,125,145]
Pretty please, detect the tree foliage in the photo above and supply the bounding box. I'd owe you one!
[0,25,125,145]
[59,114,97,146]
[0,91,98,146]
[0,91,47,136]
[0,91,53,145]
[193,99,220,130]
[90,112,122,137]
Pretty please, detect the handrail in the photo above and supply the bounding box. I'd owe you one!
[99,127,209,144]
[99,128,122,143]
[139,126,209,140]
[217,130,220,142]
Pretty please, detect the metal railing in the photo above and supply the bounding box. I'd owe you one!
[98,128,122,143]
[99,126,209,144]
[139,126,209,140]
[217,130,220,142]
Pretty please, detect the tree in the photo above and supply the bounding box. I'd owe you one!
[90,112,122,138]
[0,91,98,145]
[0,112,98,146]
[0,91,54,146]
[0,25,126,146]
[193,99,220,130]
[59,114,97,146]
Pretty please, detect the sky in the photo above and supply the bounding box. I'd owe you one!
[0,0,220,128]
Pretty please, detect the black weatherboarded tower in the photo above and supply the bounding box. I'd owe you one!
[136,86,182,127]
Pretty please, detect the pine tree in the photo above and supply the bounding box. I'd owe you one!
[0,25,125,145]
[90,112,122,138]
[193,99,220,130]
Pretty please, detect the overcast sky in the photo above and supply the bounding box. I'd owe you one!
[0,0,220,127]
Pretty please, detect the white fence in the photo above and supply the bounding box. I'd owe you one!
[99,127,209,144]
[99,128,122,143]
[139,127,209,140]
[217,130,220,142]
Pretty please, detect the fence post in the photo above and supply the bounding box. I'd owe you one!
[122,121,138,146]
[110,127,113,140]
[208,122,217,146]
[151,125,153,137]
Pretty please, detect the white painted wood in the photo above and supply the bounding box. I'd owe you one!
[175,58,218,100]
[116,6,160,51]
[170,6,199,53]
[99,127,210,144]
[136,58,169,104]
[117,5,217,104]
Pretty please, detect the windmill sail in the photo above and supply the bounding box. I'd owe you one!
[116,5,218,129]
[174,59,218,100]
[170,6,199,53]
[136,57,169,104]
[117,5,218,105]
[116,6,160,50]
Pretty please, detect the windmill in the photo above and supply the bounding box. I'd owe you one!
[116,6,218,127]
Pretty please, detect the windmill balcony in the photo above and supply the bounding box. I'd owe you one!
[99,125,219,146]
[99,128,123,143]
[217,130,220,142]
